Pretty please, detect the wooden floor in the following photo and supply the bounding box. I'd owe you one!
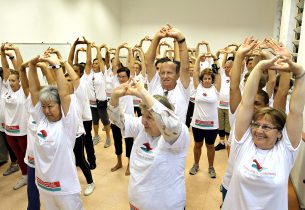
[0,129,300,210]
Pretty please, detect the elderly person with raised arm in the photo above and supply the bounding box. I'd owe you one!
[28,55,83,210]
[145,24,190,124]
[222,55,305,210]
[108,80,190,210]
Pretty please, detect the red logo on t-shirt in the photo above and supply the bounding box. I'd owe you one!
[202,93,207,97]
[38,130,48,139]
[143,142,152,151]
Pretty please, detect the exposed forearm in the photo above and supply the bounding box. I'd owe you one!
[230,53,244,90]
[105,50,110,69]
[28,64,41,105]
[85,44,92,75]
[62,61,80,88]
[54,68,70,97]
[14,48,23,70]
[289,74,305,115]
[241,65,262,107]
[68,44,76,65]
[1,52,10,80]
[178,39,190,87]
[96,48,105,73]
[221,53,228,68]
[145,36,161,65]
[193,57,201,89]
[174,40,180,61]
[112,48,121,73]
[273,72,292,111]
[266,70,276,98]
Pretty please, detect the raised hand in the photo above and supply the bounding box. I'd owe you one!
[265,38,291,59]
[118,42,128,49]
[269,57,304,76]
[166,25,184,40]
[38,54,60,66]
[3,43,17,51]
[155,25,170,39]
[236,36,258,56]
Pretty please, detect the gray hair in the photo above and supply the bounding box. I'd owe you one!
[140,95,174,111]
[39,86,60,104]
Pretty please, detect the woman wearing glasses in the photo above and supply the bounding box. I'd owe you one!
[222,56,305,210]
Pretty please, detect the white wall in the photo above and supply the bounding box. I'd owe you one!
[279,0,297,51]
[0,0,278,54]
[120,0,277,52]
[0,0,121,48]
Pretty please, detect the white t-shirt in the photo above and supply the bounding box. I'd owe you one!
[133,73,147,107]
[74,84,87,137]
[4,87,28,136]
[119,95,134,116]
[189,78,196,103]
[83,71,107,106]
[218,68,230,109]
[148,73,190,123]
[222,126,300,210]
[191,84,219,130]
[200,58,213,71]
[0,78,9,132]
[79,76,92,121]
[30,95,80,195]
[105,67,116,98]
[24,96,37,168]
[124,116,190,210]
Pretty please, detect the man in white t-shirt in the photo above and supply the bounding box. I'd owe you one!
[145,25,190,124]
[215,58,233,151]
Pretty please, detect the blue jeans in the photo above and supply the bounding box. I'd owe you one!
[27,166,40,210]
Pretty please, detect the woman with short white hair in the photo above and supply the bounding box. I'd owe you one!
[28,55,83,210]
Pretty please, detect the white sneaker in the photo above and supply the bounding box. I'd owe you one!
[104,138,111,148]
[84,183,95,196]
[13,175,27,190]
[92,135,100,145]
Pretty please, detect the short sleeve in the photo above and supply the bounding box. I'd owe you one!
[124,115,142,139]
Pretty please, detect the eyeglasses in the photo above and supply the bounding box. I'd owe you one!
[117,75,128,79]
[250,122,278,132]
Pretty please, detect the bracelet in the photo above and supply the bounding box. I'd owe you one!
[9,56,14,60]
[294,71,305,80]
[49,64,62,69]
[178,38,186,44]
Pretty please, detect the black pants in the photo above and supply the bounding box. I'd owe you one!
[0,131,17,162]
[111,124,133,158]
[134,107,142,117]
[83,120,96,166]
[73,135,93,184]
[185,101,195,128]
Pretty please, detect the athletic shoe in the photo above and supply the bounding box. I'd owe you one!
[84,183,95,196]
[13,175,27,190]
[104,138,111,148]
[3,163,19,176]
[92,135,100,145]
[189,164,199,175]
[208,166,216,178]
[214,143,226,151]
